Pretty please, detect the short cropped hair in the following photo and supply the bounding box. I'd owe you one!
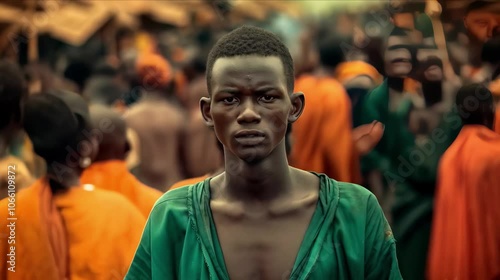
[206,26,294,94]
[83,77,125,106]
[0,60,27,130]
[455,83,494,125]
[23,93,85,164]
[317,35,346,69]
[465,1,495,15]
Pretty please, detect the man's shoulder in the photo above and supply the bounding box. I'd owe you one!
[151,181,205,214]
[321,175,373,200]
[320,175,377,211]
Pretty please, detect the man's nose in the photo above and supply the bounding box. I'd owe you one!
[236,99,261,124]
[487,21,498,39]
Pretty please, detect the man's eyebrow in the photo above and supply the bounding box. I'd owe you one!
[215,88,239,94]
[255,86,278,93]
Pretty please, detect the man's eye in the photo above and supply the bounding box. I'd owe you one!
[223,97,238,104]
[260,95,276,102]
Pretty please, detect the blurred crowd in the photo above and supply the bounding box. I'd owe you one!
[0,0,499,279]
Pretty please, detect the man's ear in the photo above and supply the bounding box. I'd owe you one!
[288,92,305,123]
[200,97,214,127]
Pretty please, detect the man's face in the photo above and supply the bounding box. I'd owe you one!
[384,35,414,78]
[203,56,299,163]
[464,10,500,42]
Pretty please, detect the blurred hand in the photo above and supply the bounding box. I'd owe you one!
[353,121,385,156]
[425,0,442,19]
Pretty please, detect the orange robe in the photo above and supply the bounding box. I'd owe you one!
[428,125,500,280]
[81,160,162,218]
[168,174,210,191]
[0,177,145,279]
[291,75,360,183]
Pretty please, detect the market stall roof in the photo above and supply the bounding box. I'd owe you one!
[38,1,112,46]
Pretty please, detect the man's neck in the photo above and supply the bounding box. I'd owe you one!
[46,164,82,193]
[421,81,443,107]
[387,77,405,92]
[93,150,125,163]
[220,146,293,203]
[313,66,335,78]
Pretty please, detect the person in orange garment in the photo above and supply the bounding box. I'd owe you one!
[489,78,500,134]
[0,91,145,279]
[334,60,383,128]
[291,35,360,183]
[428,83,500,280]
[81,104,162,217]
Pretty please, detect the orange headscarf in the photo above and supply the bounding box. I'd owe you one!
[334,61,383,85]
[135,53,172,89]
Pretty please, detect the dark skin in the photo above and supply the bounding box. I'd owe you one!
[46,130,98,194]
[89,104,130,162]
[200,55,319,279]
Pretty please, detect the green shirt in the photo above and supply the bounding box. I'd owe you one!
[125,173,402,279]
[361,80,393,174]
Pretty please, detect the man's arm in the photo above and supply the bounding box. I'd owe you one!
[364,194,402,280]
[125,218,152,280]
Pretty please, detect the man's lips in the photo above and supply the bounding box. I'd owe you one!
[234,130,265,138]
[391,58,411,64]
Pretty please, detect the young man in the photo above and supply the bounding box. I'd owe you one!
[126,26,401,280]
[428,84,500,279]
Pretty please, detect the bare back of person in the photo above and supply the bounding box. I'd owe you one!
[210,168,319,280]
[184,76,223,177]
[125,97,185,190]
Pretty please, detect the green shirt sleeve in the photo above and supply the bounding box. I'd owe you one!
[125,215,152,280]
[364,194,402,280]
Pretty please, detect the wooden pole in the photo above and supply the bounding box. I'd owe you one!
[27,0,38,63]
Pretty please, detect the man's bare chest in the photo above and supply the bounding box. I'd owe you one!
[212,206,315,280]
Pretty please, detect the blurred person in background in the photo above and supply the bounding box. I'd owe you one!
[361,26,417,215]
[388,30,462,280]
[0,60,33,197]
[124,53,186,191]
[81,105,162,218]
[181,52,223,178]
[428,83,500,280]
[463,0,500,43]
[0,91,145,279]
[462,0,500,81]
[291,33,361,183]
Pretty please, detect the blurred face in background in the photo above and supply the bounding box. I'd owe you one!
[384,34,414,78]
[416,42,444,82]
[464,9,500,42]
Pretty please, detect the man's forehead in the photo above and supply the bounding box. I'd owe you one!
[387,35,412,46]
[212,56,285,79]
